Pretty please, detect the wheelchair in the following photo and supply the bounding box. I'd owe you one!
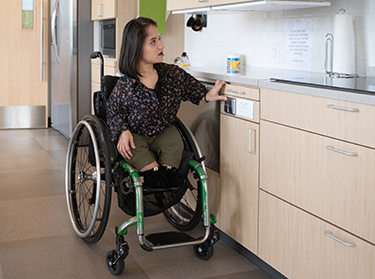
[65,52,220,275]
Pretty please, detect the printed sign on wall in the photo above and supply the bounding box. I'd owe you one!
[285,19,313,71]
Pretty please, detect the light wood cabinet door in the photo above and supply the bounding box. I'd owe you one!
[261,88,375,149]
[219,114,259,254]
[260,120,375,244]
[259,191,375,279]
[92,0,116,20]
[167,0,206,11]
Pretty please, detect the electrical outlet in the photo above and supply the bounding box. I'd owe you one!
[271,43,280,64]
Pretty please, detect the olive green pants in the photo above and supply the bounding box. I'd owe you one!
[124,125,184,171]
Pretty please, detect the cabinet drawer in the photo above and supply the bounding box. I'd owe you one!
[259,191,375,279]
[223,83,259,101]
[261,88,375,148]
[260,120,375,244]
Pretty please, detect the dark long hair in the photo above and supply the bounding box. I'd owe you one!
[118,17,157,79]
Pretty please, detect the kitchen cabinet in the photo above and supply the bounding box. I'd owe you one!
[92,0,117,20]
[167,0,255,11]
[208,0,249,5]
[219,84,260,254]
[167,0,206,11]
[259,191,375,279]
[167,0,326,11]
[259,88,375,278]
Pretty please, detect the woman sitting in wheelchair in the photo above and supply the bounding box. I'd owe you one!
[106,17,226,188]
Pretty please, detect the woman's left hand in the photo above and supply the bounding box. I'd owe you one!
[204,80,227,102]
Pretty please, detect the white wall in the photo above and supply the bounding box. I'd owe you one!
[184,0,375,76]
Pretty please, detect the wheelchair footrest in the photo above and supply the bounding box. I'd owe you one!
[146,231,195,246]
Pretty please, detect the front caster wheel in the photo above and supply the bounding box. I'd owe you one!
[106,250,125,276]
[193,244,214,261]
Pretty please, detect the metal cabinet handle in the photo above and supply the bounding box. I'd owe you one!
[326,146,358,157]
[228,89,246,94]
[327,104,359,112]
[40,0,44,81]
[248,129,256,154]
[324,231,356,247]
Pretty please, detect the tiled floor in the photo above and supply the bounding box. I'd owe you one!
[0,128,272,279]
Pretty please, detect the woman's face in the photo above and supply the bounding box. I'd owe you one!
[140,25,165,66]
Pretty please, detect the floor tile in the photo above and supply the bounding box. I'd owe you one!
[0,262,4,279]
[0,151,60,174]
[0,137,43,154]
[35,135,69,151]
[0,169,65,202]
[203,269,272,279]
[0,129,34,139]
[47,149,68,172]
[28,128,63,137]
[0,195,72,243]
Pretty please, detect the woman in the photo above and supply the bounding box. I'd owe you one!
[106,17,226,184]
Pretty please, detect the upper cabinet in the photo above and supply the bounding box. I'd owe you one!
[92,0,117,20]
[167,0,248,10]
[167,0,206,11]
[167,0,330,12]
[208,0,249,5]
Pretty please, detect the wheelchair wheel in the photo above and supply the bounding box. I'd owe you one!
[65,115,112,243]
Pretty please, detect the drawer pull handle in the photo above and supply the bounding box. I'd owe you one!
[326,146,358,157]
[324,231,356,247]
[228,89,246,94]
[249,129,256,154]
[327,104,359,112]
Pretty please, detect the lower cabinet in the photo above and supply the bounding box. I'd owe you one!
[219,113,259,254]
[259,191,375,279]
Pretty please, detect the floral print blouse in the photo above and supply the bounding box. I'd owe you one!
[106,63,208,143]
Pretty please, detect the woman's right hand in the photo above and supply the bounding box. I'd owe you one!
[117,130,136,159]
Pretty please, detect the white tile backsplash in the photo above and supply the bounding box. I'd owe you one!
[184,0,375,76]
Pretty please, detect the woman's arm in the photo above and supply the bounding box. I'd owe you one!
[106,84,136,159]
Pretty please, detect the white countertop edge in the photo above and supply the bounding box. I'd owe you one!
[188,69,259,87]
[258,80,375,107]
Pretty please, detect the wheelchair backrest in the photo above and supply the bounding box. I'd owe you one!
[94,75,119,123]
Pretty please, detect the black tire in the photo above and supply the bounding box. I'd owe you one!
[193,244,214,261]
[65,115,112,244]
[162,118,204,231]
[106,250,125,276]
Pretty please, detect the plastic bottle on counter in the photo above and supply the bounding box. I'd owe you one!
[180,52,190,69]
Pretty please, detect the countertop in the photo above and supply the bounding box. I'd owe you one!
[188,66,375,106]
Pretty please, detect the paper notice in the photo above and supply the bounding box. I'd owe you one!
[285,19,313,71]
